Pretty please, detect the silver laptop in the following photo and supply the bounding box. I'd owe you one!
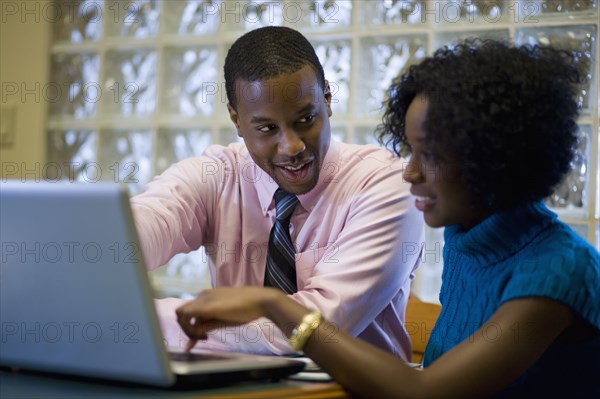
[0,181,304,388]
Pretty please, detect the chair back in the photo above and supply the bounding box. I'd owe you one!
[405,296,442,364]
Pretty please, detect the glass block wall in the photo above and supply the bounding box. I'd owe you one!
[47,0,599,302]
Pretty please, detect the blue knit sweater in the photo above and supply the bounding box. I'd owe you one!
[422,202,600,397]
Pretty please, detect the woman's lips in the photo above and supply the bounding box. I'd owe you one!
[414,195,435,212]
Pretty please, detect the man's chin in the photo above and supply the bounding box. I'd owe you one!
[275,176,318,195]
[278,182,316,195]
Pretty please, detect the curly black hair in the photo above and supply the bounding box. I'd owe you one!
[224,26,325,110]
[377,39,583,211]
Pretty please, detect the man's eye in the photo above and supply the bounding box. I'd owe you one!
[258,124,276,133]
[299,113,315,123]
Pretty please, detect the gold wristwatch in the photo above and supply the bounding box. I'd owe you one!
[289,311,323,352]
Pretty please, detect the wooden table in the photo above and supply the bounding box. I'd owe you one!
[0,368,351,399]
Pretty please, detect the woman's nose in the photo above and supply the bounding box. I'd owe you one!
[403,160,424,184]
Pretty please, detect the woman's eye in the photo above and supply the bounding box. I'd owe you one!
[421,151,436,162]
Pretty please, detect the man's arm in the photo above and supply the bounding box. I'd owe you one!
[130,157,218,270]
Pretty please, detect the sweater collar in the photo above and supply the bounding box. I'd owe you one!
[443,202,557,265]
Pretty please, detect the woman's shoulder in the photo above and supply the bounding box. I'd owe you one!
[527,220,599,268]
[504,220,600,330]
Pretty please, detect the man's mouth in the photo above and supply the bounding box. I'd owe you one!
[276,160,313,182]
[275,156,313,170]
[282,163,308,171]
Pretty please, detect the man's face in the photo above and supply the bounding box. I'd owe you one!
[227,65,332,195]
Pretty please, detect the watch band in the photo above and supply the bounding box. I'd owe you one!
[289,311,324,352]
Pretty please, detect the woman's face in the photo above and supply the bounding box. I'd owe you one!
[402,95,489,229]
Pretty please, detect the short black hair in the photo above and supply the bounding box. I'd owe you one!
[224,26,325,110]
[377,39,583,211]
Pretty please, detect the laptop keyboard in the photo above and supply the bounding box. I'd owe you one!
[169,351,228,362]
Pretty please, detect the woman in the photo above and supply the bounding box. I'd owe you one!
[176,40,600,398]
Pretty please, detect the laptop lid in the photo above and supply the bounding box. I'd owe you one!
[0,181,303,387]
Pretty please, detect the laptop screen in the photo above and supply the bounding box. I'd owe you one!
[1,182,177,386]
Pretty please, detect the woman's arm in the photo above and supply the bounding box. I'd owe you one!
[176,288,573,399]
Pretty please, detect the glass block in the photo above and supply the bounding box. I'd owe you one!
[155,128,212,175]
[48,53,99,119]
[331,126,347,142]
[97,129,153,194]
[104,0,159,38]
[46,130,97,182]
[312,39,351,115]
[356,35,428,117]
[291,1,352,30]
[163,0,221,36]
[514,0,597,21]
[434,29,510,50]
[433,0,507,24]
[150,249,211,298]
[515,25,596,112]
[412,226,444,303]
[103,49,157,116]
[219,127,243,145]
[566,222,590,243]
[161,46,219,116]
[221,0,284,31]
[51,0,103,43]
[597,126,600,219]
[546,125,591,216]
[353,126,381,146]
[360,0,427,25]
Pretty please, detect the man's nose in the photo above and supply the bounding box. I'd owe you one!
[279,129,306,157]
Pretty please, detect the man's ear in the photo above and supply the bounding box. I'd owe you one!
[324,80,333,117]
[227,103,242,137]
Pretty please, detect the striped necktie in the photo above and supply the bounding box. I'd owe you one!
[264,188,299,294]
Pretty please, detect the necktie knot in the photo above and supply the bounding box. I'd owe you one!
[274,189,298,222]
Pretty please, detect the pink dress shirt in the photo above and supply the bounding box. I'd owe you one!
[131,140,423,360]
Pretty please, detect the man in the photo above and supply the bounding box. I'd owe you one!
[131,26,423,360]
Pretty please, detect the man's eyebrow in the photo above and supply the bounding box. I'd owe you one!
[249,104,317,124]
[250,115,272,124]
[296,103,316,115]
